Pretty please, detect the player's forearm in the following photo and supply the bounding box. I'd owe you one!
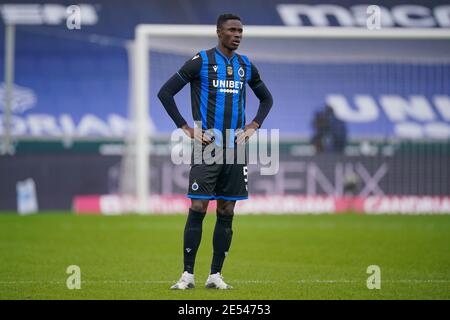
[157,74,188,128]
[251,82,273,127]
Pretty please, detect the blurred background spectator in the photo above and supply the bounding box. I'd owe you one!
[311,105,347,154]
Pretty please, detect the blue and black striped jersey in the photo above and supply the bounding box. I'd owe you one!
[177,47,263,146]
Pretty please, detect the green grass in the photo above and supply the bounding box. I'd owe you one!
[0,213,449,299]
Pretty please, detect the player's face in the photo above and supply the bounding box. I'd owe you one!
[218,19,243,51]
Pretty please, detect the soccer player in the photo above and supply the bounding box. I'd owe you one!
[158,13,273,289]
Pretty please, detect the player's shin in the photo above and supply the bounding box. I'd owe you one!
[211,213,233,274]
[183,209,206,274]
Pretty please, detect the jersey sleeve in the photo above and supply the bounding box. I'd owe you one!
[246,61,273,128]
[247,62,263,89]
[177,53,202,83]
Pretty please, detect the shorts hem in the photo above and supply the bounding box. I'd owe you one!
[187,194,248,201]
[216,195,248,200]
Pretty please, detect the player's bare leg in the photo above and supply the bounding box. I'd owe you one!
[171,199,209,290]
[205,199,235,289]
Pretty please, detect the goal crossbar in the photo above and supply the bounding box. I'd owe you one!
[137,25,450,39]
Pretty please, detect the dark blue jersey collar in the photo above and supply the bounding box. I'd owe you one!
[215,47,236,64]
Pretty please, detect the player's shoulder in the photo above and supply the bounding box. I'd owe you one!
[183,51,204,72]
[235,52,252,66]
[189,52,202,62]
[188,49,213,63]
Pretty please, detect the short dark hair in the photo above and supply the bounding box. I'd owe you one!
[217,13,241,29]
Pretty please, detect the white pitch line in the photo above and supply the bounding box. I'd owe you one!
[298,280,450,284]
[0,279,449,285]
[0,280,173,284]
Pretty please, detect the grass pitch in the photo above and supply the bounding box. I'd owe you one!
[0,213,449,300]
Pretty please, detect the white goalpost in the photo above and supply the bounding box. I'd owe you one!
[129,24,450,213]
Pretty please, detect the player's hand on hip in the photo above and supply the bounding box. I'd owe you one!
[236,121,259,144]
[181,125,213,145]
[181,125,195,139]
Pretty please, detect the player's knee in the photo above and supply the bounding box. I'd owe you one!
[217,200,236,217]
[217,207,234,217]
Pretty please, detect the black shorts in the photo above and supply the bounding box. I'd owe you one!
[187,163,249,200]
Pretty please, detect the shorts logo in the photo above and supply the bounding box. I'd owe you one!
[191,182,199,191]
[238,66,245,78]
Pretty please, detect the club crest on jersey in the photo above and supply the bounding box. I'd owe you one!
[227,65,233,76]
[238,66,245,78]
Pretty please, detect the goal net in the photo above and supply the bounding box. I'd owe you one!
[122,25,450,213]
